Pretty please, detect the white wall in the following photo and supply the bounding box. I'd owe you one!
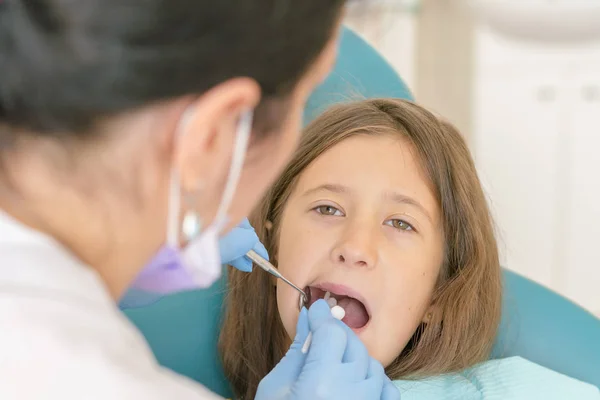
[473,26,600,315]
[345,3,600,316]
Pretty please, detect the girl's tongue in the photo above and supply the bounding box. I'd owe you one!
[337,297,369,329]
[307,286,369,329]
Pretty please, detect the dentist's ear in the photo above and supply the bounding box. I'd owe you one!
[173,77,260,215]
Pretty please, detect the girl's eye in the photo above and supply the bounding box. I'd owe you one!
[386,219,415,232]
[314,205,344,216]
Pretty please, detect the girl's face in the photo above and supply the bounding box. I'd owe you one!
[275,134,444,367]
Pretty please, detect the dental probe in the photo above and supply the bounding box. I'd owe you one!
[246,249,308,305]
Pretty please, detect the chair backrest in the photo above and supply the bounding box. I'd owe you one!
[494,270,600,387]
[123,28,600,396]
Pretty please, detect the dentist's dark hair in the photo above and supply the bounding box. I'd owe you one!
[0,0,345,142]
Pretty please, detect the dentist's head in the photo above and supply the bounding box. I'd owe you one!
[0,0,345,298]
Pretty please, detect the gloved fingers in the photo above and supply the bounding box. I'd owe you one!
[305,319,347,365]
[289,307,310,350]
[366,357,385,380]
[228,256,253,273]
[340,323,369,373]
[218,226,256,266]
[252,240,269,261]
[268,338,308,383]
[303,299,354,364]
[309,300,369,376]
[258,308,310,394]
[228,239,269,272]
[238,218,252,229]
[219,218,269,272]
[381,377,401,400]
[333,360,371,383]
[349,358,386,399]
[334,355,382,384]
[307,299,339,331]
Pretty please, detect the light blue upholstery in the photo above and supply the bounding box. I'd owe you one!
[123,27,600,396]
[303,27,412,124]
[493,270,600,387]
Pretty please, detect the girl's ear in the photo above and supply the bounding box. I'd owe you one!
[264,219,278,287]
[422,305,437,324]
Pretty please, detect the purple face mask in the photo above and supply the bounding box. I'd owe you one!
[130,247,199,293]
[120,248,192,308]
[120,110,253,307]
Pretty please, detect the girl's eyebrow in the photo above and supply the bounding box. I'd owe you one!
[302,183,349,197]
[385,191,432,223]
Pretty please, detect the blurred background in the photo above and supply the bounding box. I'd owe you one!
[344,0,600,317]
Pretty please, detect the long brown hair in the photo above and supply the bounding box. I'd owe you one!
[219,99,502,399]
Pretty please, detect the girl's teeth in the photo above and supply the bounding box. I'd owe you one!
[327,297,337,308]
[324,291,337,308]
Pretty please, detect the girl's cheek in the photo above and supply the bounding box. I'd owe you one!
[277,282,300,339]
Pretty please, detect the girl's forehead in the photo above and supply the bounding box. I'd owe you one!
[292,134,440,220]
[297,135,424,190]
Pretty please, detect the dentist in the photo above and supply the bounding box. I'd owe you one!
[0,0,399,399]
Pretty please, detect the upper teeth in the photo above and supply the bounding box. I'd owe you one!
[324,291,338,308]
[324,291,345,320]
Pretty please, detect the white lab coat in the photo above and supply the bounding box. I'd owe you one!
[0,211,222,399]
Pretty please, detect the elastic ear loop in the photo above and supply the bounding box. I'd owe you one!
[212,110,253,224]
[166,109,194,248]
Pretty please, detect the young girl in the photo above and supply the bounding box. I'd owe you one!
[219,99,599,399]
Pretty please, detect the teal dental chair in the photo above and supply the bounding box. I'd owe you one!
[123,28,600,396]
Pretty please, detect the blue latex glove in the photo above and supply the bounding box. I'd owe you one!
[256,300,401,400]
[219,218,269,272]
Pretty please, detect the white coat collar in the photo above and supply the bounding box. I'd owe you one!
[0,210,115,308]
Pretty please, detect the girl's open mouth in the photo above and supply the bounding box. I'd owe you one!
[305,284,370,330]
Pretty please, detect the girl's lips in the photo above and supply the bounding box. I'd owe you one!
[305,282,371,331]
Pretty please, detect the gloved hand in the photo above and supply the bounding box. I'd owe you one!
[219,218,269,272]
[255,300,401,400]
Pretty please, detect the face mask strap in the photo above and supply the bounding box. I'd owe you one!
[167,168,182,247]
[167,108,195,247]
[213,109,254,226]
